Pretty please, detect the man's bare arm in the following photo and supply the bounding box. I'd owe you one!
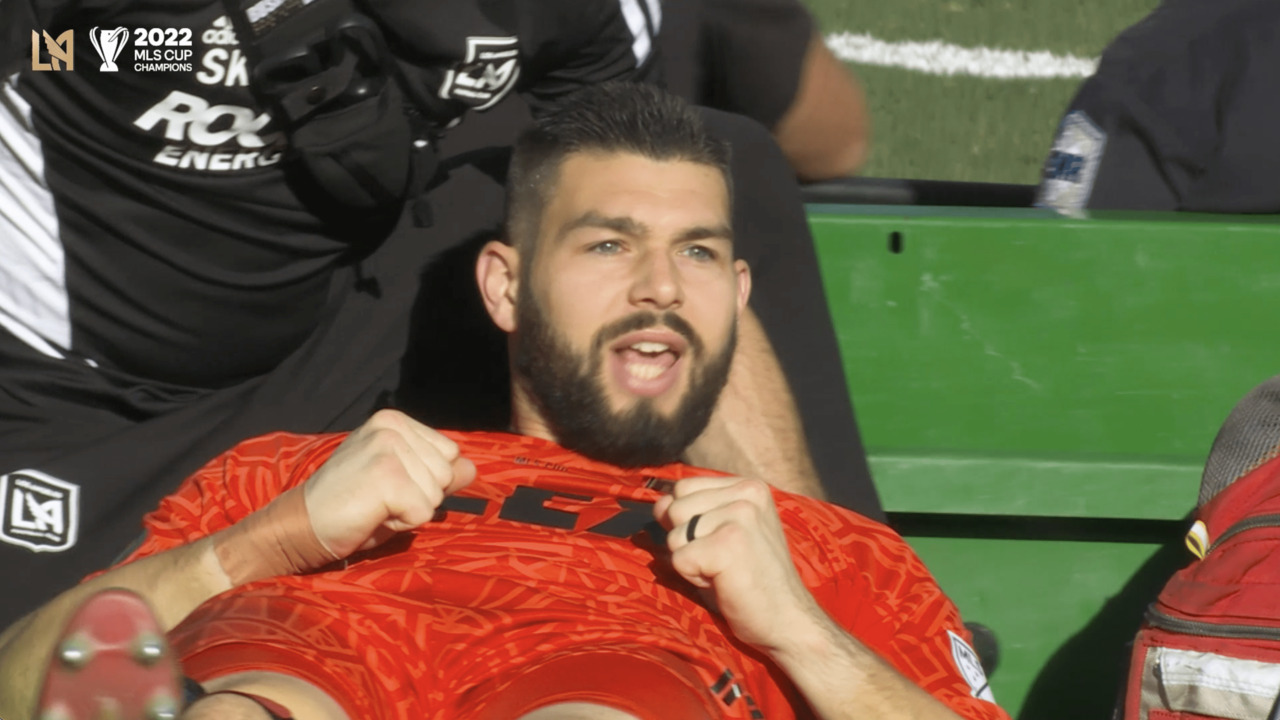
[656,477,988,720]
[0,537,230,720]
[683,307,825,499]
[773,32,871,182]
[767,604,964,720]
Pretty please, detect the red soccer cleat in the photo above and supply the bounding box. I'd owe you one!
[35,588,183,720]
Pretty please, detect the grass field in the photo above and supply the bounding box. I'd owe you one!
[806,0,1161,183]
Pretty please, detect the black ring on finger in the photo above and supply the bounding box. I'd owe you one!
[686,514,702,543]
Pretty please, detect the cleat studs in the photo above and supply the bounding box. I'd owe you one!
[146,694,180,720]
[56,635,92,670]
[132,633,166,665]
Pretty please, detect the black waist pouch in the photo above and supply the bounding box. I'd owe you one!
[221,0,434,212]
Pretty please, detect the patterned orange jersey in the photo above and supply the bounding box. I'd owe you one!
[118,431,1007,720]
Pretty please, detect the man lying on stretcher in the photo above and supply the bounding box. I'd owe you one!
[0,83,1008,720]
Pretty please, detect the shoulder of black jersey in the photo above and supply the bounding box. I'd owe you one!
[1096,0,1273,78]
[690,0,814,126]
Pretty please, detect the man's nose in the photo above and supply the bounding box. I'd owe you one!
[627,249,683,309]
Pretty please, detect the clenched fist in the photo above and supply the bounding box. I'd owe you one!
[654,476,825,654]
[304,409,476,559]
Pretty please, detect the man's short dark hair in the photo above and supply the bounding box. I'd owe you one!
[504,82,733,255]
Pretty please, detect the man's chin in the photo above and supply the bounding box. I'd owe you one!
[540,389,714,468]
[558,422,690,468]
[602,392,685,423]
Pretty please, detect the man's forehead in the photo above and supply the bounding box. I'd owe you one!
[558,150,726,187]
[550,152,730,220]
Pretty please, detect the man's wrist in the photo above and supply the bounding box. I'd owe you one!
[212,487,337,585]
[763,598,845,665]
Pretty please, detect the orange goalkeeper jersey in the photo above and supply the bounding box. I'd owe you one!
[118,430,1006,720]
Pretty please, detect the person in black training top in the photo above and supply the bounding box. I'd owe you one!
[659,0,870,182]
[0,0,881,627]
[1037,0,1280,213]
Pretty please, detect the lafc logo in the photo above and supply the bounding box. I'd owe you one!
[31,29,74,71]
[439,36,520,111]
[0,470,80,552]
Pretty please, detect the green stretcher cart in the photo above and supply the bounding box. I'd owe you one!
[807,197,1280,718]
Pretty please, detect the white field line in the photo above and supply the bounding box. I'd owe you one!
[825,31,1098,79]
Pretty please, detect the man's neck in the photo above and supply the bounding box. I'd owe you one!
[508,383,557,444]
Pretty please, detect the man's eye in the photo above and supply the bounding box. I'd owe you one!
[681,245,717,261]
[588,240,623,254]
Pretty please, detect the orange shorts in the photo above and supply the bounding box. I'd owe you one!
[171,584,753,720]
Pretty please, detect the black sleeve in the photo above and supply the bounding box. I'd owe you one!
[1036,78,1189,212]
[696,0,813,129]
[1036,5,1226,212]
[493,0,660,118]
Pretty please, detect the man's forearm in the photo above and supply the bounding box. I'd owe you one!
[774,32,871,182]
[770,607,964,720]
[684,307,825,498]
[0,537,230,720]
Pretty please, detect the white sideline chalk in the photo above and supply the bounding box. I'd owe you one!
[825,31,1098,79]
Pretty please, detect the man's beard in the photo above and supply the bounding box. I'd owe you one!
[512,289,736,468]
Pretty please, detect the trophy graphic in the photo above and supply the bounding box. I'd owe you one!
[89,27,129,72]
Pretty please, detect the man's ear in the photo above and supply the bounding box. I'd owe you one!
[734,258,752,315]
[476,240,521,332]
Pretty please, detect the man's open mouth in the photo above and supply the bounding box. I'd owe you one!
[608,331,689,397]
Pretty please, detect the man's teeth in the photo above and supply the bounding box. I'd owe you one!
[627,363,664,380]
[630,341,670,353]
[620,340,676,382]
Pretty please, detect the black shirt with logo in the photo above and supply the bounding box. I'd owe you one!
[10,0,651,387]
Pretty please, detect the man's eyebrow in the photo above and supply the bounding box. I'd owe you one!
[557,212,648,242]
[676,224,734,243]
[555,213,733,246]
